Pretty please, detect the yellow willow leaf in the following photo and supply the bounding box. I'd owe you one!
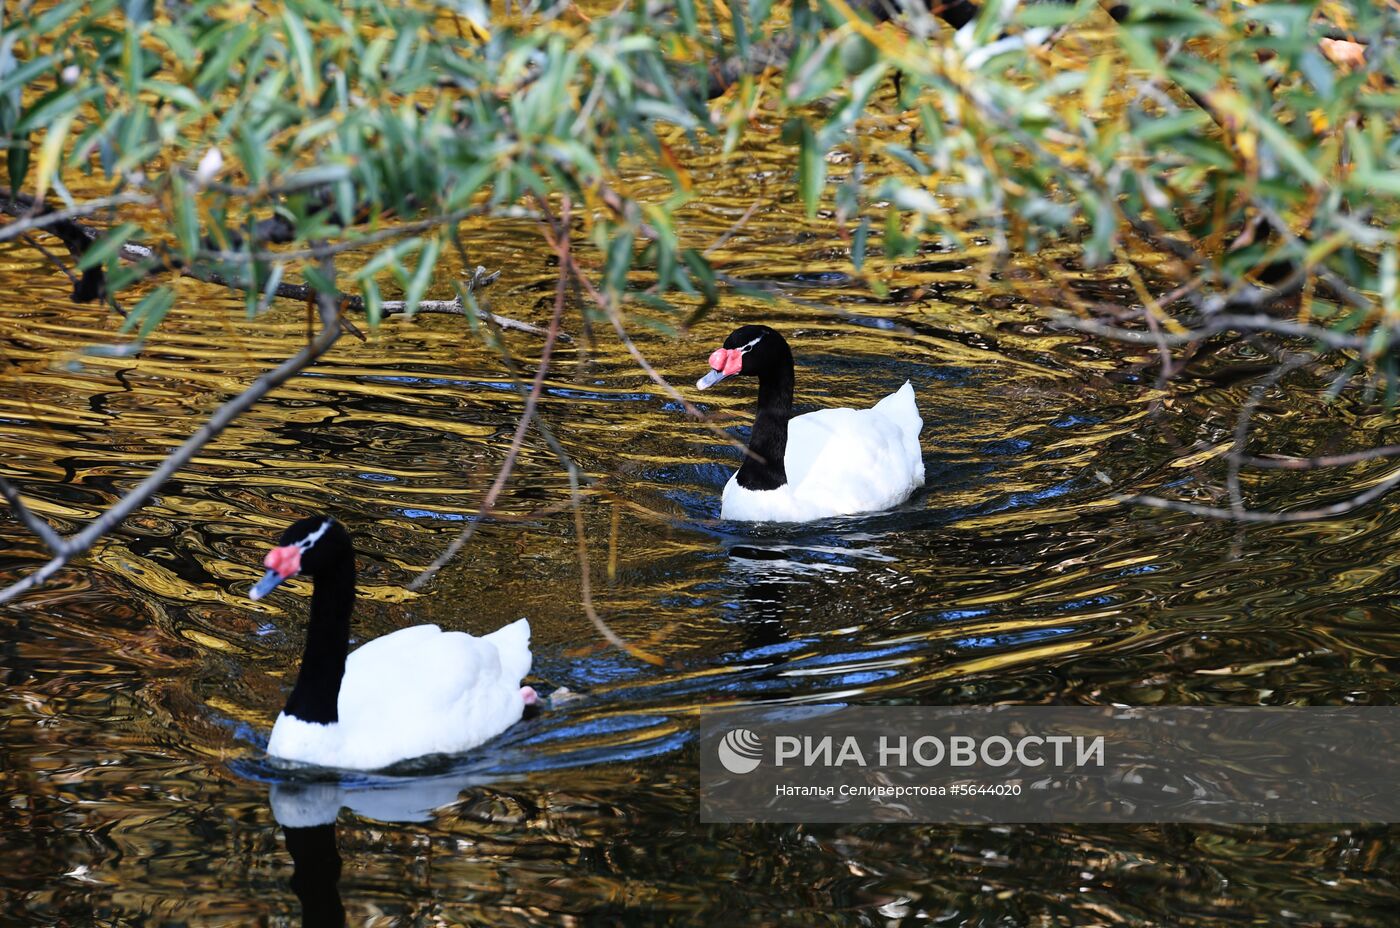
[823,0,915,68]
[658,140,693,192]
[1168,442,1231,469]
[1318,1,1353,30]
[464,17,491,43]
[1319,37,1365,69]
[1235,129,1257,163]
[33,111,74,203]
[1084,53,1112,113]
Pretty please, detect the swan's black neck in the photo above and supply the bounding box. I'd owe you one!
[737,343,794,492]
[283,558,355,725]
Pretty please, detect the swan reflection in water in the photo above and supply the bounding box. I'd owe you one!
[724,535,894,651]
[270,774,481,927]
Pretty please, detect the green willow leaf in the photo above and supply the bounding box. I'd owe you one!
[1246,107,1324,186]
[7,140,30,191]
[361,277,383,329]
[402,235,441,318]
[798,122,826,220]
[172,176,200,258]
[681,248,718,311]
[33,110,75,201]
[120,286,176,339]
[604,229,635,301]
[281,7,320,104]
[301,262,339,295]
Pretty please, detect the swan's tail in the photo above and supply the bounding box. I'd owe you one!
[873,380,923,441]
[483,618,532,683]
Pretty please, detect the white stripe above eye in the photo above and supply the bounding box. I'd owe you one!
[295,519,332,551]
[738,334,763,353]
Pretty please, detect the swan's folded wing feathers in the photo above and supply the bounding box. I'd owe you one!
[784,408,853,490]
[872,380,923,440]
[481,617,532,683]
[788,409,901,507]
[339,625,491,726]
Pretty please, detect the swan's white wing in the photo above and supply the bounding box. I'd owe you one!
[339,624,484,723]
[788,408,913,512]
[784,407,861,490]
[872,380,925,487]
[330,620,532,769]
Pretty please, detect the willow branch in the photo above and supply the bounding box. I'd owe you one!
[1049,312,1374,353]
[378,270,568,339]
[407,204,573,593]
[0,478,71,554]
[1121,465,1400,524]
[1225,353,1314,518]
[566,458,662,666]
[0,267,344,606]
[1244,446,1400,470]
[5,196,558,337]
[0,191,155,244]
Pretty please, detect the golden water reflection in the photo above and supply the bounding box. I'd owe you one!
[3,98,1400,928]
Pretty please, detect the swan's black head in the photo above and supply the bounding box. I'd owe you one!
[249,516,353,600]
[696,325,791,390]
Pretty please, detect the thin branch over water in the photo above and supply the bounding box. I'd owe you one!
[0,260,345,606]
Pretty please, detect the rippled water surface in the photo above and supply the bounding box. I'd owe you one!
[5,119,1400,925]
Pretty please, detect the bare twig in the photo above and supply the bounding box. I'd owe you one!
[1141,301,1175,381]
[534,213,664,665]
[19,233,79,287]
[703,199,767,256]
[18,212,555,338]
[1225,353,1313,517]
[562,245,730,424]
[411,201,664,665]
[521,192,754,464]
[1243,446,1400,470]
[196,206,542,265]
[566,460,662,665]
[0,478,71,554]
[407,206,573,593]
[379,267,570,339]
[1050,312,1374,353]
[716,271,920,335]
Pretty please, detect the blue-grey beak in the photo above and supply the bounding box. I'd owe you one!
[250,569,287,601]
[697,368,728,390]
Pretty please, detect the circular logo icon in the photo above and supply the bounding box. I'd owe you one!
[717,728,764,775]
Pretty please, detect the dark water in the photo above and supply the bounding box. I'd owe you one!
[4,161,1400,924]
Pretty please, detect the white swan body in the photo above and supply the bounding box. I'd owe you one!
[720,381,925,522]
[266,618,532,771]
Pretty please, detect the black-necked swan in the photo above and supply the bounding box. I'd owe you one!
[695,325,924,522]
[248,516,536,770]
